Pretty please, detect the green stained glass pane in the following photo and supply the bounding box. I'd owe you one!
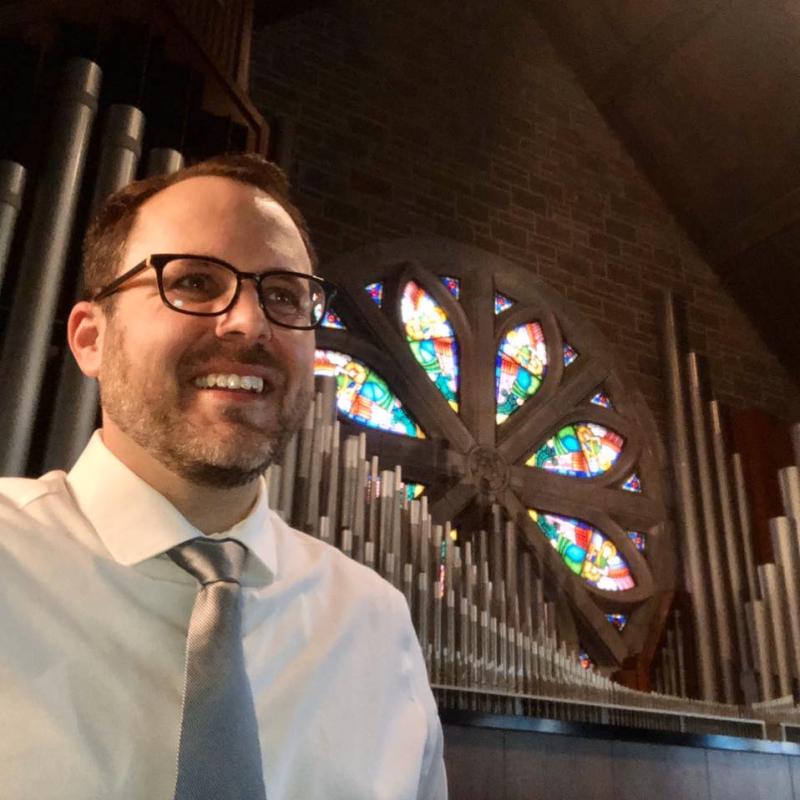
[529,509,636,591]
[314,349,425,438]
[402,280,459,411]
[496,322,548,424]
[405,482,426,501]
[526,422,624,477]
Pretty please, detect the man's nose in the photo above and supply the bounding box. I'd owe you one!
[214,279,273,343]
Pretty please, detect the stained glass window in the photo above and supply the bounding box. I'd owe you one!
[496,322,548,424]
[529,510,636,591]
[321,308,346,330]
[563,343,578,367]
[494,293,514,314]
[440,276,461,300]
[405,482,426,501]
[365,281,383,307]
[401,281,459,411]
[607,613,628,631]
[578,648,593,670]
[590,390,613,409]
[527,423,625,478]
[628,531,646,553]
[315,349,425,438]
[621,472,642,493]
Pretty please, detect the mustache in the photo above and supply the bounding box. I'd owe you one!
[180,343,288,382]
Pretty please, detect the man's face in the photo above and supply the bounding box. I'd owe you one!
[96,175,315,488]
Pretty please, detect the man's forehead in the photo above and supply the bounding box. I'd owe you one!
[123,175,311,274]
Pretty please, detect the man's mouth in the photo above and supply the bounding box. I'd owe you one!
[193,373,266,393]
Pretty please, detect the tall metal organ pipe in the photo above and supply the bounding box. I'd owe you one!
[0,161,26,292]
[686,352,737,703]
[43,104,145,472]
[145,147,185,177]
[0,58,102,476]
[659,292,717,701]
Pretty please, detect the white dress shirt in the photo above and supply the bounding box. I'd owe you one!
[0,432,447,799]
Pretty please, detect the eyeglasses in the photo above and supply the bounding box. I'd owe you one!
[91,254,338,330]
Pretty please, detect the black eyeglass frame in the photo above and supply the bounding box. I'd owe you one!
[91,253,338,330]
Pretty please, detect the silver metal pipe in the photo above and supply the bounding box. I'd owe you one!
[779,467,800,524]
[0,160,26,292]
[769,516,800,678]
[745,600,775,700]
[660,291,717,700]
[757,563,793,697]
[687,351,736,701]
[144,147,185,177]
[43,105,145,471]
[732,453,760,605]
[0,58,102,476]
[709,400,751,669]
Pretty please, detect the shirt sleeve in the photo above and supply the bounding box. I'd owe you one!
[395,591,448,800]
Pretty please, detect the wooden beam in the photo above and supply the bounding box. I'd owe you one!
[589,0,728,109]
[708,184,800,264]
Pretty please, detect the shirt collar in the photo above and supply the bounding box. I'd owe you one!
[66,432,277,581]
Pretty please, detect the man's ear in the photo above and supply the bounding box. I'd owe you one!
[67,301,106,378]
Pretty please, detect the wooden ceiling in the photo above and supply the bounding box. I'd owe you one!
[534,0,800,381]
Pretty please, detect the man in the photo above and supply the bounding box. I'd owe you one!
[0,153,447,799]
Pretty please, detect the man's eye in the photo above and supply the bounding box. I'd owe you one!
[265,287,302,307]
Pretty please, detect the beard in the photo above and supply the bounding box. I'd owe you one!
[99,323,314,488]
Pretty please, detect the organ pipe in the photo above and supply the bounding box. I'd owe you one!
[0,160,26,292]
[0,58,102,476]
[43,105,146,472]
[687,351,736,701]
[659,292,716,701]
[145,147,185,177]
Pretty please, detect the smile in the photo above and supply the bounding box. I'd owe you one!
[193,373,265,393]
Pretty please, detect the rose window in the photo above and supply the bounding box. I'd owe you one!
[315,239,670,667]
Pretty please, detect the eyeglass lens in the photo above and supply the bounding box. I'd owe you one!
[161,257,326,326]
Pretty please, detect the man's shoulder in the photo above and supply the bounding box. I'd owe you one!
[268,509,402,604]
[0,471,67,517]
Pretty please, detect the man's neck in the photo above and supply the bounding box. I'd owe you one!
[99,427,260,534]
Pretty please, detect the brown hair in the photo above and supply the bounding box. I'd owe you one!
[82,152,316,304]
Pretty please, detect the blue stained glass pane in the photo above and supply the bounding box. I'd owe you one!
[440,276,461,299]
[365,281,383,307]
[494,293,514,314]
[563,343,578,367]
[622,472,642,493]
[590,390,613,409]
[606,613,628,631]
[321,308,346,330]
[628,531,646,553]
[578,648,592,669]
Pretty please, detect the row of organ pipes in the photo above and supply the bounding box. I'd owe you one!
[266,376,800,739]
[4,55,800,741]
[662,292,800,716]
[0,57,187,476]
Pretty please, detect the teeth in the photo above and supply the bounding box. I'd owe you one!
[193,373,264,393]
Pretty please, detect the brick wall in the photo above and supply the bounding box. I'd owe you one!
[249,0,800,431]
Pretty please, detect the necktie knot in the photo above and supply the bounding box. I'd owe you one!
[168,538,247,585]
